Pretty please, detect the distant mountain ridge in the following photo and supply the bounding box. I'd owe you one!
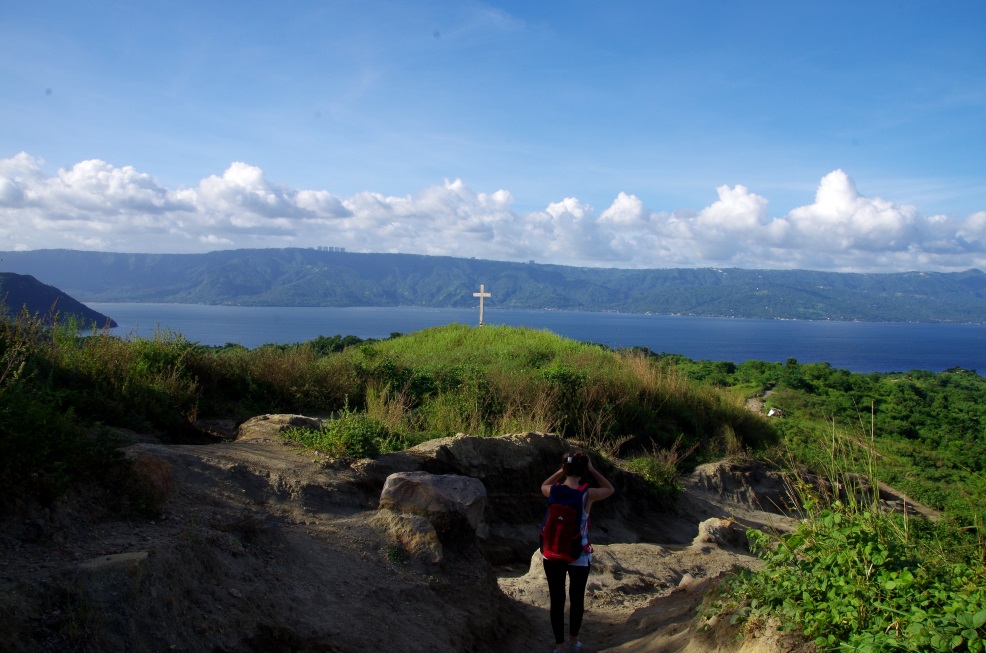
[0,272,117,327]
[2,248,984,323]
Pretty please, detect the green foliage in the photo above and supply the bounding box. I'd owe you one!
[684,352,986,650]
[282,406,387,458]
[306,333,367,355]
[0,308,130,505]
[622,437,697,502]
[674,356,986,525]
[711,502,986,652]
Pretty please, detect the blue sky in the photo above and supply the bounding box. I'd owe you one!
[2,1,985,272]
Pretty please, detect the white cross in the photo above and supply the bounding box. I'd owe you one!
[473,284,491,326]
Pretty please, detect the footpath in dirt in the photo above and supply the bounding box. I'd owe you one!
[2,414,866,652]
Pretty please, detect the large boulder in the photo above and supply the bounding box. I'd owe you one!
[360,433,573,563]
[377,472,487,549]
[360,432,570,490]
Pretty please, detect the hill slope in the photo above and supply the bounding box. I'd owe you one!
[0,272,117,327]
[2,248,985,322]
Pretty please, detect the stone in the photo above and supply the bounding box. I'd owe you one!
[237,414,323,442]
[378,472,487,534]
[194,418,238,441]
[691,518,748,550]
[78,551,150,572]
[370,509,443,564]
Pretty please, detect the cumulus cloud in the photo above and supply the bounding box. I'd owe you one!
[785,170,919,251]
[1,152,984,272]
[0,154,351,252]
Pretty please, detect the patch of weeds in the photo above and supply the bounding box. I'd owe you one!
[385,545,408,566]
[283,405,388,458]
[622,436,698,502]
[380,430,439,454]
[52,588,106,651]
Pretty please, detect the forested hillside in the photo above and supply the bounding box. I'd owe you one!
[2,248,985,322]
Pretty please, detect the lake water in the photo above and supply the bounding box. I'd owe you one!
[87,303,986,375]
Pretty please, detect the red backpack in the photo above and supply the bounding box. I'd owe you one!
[540,483,590,563]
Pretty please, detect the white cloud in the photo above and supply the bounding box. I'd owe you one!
[785,170,920,251]
[697,184,770,231]
[958,211,986,247]
[1,152,984,273]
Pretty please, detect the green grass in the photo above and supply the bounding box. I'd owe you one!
[1,313,776,509]
[334,324,775,456]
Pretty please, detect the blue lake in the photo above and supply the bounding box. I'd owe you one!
[87,303,986,375]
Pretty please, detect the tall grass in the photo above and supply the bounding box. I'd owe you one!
[189,342,354,417]
[1,313,775,508]
[338,324,775,458]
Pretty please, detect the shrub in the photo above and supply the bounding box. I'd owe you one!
[705,434,986,653]
[283,407,388,458]
[715,504,986,652]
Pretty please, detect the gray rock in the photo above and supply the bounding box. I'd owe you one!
[194,418,238,441]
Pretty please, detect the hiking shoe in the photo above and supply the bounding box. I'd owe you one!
[568,642,583,652]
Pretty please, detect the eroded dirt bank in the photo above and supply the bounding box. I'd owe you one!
[2,418,819,652]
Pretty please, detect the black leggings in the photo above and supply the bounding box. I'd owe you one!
[542,559,591,645]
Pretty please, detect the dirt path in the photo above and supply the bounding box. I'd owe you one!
[2,427,817,653]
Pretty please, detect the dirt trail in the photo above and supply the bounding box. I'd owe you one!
[1,426,833,653]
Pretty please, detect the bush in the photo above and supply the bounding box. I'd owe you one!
[705,448,986,653]
[282,407,388,458]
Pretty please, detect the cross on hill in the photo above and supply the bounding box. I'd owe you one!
[473,284,491,326]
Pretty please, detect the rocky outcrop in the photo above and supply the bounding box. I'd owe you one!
[236,413,323,441]
[359,432,696,563]
[690,460,792,513]
[378,471,487,535]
